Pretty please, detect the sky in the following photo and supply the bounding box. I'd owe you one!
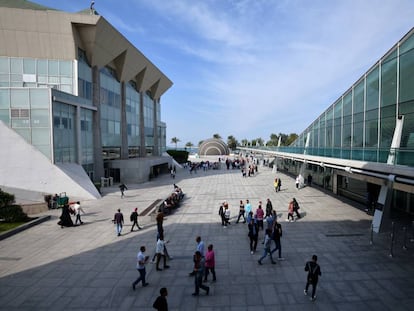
[32,0,414,147]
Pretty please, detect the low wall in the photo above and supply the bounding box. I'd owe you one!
[21,203,49,215]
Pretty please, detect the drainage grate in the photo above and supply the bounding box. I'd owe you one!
[325,233,365,237]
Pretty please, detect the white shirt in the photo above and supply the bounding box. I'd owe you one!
[197,240,205,257]
[156,239,165,255]
[137,251,145,269]
[73,203,84,215]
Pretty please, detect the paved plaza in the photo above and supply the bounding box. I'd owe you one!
[0,162,414,310]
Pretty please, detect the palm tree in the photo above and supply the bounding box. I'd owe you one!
[185,142,194,150]
[170,137,180,149]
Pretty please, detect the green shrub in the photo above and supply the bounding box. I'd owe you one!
[0,204,29,222]
[0,188,15,208]
[0,189,29,223]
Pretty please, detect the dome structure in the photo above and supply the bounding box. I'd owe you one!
[199,138,230,156]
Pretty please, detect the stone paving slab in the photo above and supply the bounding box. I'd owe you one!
[0,163,414,310]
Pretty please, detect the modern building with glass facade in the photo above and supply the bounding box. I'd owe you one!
[241,28,414,231]
[0,1,173,202]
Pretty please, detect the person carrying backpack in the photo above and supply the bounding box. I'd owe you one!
[130,208,142,231]
[304,254,322,301]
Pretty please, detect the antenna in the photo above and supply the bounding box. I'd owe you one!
[90,1,95,14]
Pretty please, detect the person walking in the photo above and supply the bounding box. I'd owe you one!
[203,244,216,282]
[223,202,231,227]
[286,200,294,222]
[295,176,300,189]
[153,287,168,311]
[277,178,282,192]
[155,234,170,271]
[274,178,279,192]
[292,198,301,219]
[265,198,273,218]
[132,246,149,290]
[271,218,284,260]
[57,203,73,228]
[247,213,258,254]
[73,201,85,225]
[130,208,142,231]
[113,208,124,236]
[256,202,264,230]
[189,236,205,276]
[304,255,322,301]
[258,229,276,265]
[192,251,210,296]
[236,200,246,223]
[119,183,127,198]
[244,199,252,219]
[218,203,225,226]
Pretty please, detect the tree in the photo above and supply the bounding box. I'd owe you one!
[268,133,279,146]
[286,133,298,146]
[213,133,222,139]
[185,142,194,150]
[240,139,249,146]
[256,138,264,146]
[198,140,204,146]
[170,137,180,149]
[227,135,238,150]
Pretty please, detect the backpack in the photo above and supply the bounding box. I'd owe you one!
[306,262,319,282]
[294,201,299,211]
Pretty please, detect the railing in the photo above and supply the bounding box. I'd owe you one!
[239,146,414,167]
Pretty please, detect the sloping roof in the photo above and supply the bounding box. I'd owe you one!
[0,0,57,10]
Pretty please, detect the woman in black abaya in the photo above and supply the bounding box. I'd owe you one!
[58,204,74,228]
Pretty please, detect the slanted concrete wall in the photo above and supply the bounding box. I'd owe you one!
[0,121,100,203]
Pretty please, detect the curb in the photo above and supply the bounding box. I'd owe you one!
[0,215,51,241]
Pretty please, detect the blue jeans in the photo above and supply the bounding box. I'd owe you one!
[132,268,146,286]
[271,239,282,258]
[116,223,123,235]
[259,247,274,263]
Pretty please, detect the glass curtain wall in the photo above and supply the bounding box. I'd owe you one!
[398,34,414,165]
[291,30,414,167]
[126,82,141,157]
[100,68,121,157]
[80,108,94,168]
[143,92,154,155]
[53,102,76,163]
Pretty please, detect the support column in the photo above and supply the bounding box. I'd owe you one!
[298,132,311,188]
[92,66,104,182]
[120,82,128,159]
[372,115,404,233]
[76,105,82,165]
[153,98,159,156]
[139,92,145,157]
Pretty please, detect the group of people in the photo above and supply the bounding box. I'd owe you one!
[159,184,184,214]
[126,177,322,307]
[273,177,282,192]
[216,196,321,301]
[188,236,215,296]
[112,207,143,236]
[57,201,85,228]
